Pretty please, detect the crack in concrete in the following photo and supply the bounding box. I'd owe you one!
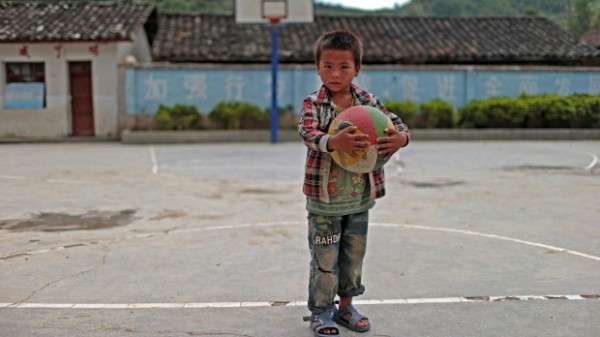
[2,244,110,309]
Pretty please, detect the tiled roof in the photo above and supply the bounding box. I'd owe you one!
[582,27,600,49]
[153,13,600,64]
[0,1,156,42]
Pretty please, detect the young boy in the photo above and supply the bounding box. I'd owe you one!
[299,30,410,336]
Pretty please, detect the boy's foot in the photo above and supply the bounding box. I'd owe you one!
[341,310,369,328]
[303,310,339,337]
[333,304,371,332]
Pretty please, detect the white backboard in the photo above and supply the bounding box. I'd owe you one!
[235,0,314,24]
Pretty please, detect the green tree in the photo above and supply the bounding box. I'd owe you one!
[524,7,540,16]
[568,0,594,36]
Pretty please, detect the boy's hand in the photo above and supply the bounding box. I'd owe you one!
[377,128,407,160]
[327,126,369,158]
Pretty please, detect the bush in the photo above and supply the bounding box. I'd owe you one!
[458,97,528,128]
[209,102,265,129]
[155,104,202,130]
[567,94,600,128]
[521,94,576,128]
[383,100,419,128]
[420,99,454,128]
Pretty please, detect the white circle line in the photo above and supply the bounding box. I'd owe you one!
[375,223,600,262]
[1,294,598,309]
[1,221,599,263]
[582,151,598,170]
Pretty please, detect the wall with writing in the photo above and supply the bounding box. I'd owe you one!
[125,65,600,115]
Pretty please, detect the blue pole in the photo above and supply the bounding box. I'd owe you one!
[270,24,279,144]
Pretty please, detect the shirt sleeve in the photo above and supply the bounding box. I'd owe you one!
[299,98,330,152]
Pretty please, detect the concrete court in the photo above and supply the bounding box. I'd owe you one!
[0,140,599,337]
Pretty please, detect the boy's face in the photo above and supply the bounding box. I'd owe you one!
[317,49,361,95]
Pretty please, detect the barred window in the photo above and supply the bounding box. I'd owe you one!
[6,63,45,83]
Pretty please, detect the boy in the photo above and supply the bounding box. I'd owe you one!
[299,30,410,337]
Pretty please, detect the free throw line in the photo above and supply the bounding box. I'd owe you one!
[1,294,598,309]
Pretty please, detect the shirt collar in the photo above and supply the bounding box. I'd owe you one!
[315,83,372,107]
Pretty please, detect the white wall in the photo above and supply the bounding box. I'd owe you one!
[0,38,142,139]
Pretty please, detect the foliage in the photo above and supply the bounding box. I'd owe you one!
[458,94,600,128]
[398,0,568,16]
[568,0,595,37]
[458,98,528,128]
[383,100,419,128]
[155,104,202,130]
[209,101,265,130]
[520,94,576,127]
[420,99,455,128]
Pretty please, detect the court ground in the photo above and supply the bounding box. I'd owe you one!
[1,140,599,337]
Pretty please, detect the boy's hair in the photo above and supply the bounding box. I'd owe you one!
[314,29,363,66]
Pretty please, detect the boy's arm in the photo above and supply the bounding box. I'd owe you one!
[298,99,330,152]
[298,99,369,155]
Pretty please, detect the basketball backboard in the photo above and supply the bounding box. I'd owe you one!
[235,0,314,24]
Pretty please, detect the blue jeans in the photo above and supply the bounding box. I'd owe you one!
[307,210,369,314]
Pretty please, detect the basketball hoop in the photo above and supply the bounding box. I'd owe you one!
[262,0,287,25]
[234,0,314,143]
[235,0,313,24]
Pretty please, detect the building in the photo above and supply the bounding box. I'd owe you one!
[582,27,600,51]
[127,13,600,120]
[153,14,600,66]
[0,1,156,139]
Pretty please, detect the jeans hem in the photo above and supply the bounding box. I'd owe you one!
[337,285,366,298]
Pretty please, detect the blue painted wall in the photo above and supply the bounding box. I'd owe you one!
[125,66,600,115]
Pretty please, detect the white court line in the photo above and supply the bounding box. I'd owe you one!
[582,151,598,170]
[532,144,598,171]
[375,223,600,262]
[1,294,598,309]
[0,175,90,185]
[149,146,159,175]
[2,221,600,263]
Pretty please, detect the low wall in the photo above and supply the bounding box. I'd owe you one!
[120,129,600,144]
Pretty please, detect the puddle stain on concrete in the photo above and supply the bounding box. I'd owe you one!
[0,209,137,232]
[403,180,465,188]
[502,165,599,175]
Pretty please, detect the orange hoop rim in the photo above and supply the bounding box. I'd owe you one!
[265,16,284,24]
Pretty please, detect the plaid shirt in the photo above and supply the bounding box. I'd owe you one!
[299,84,410,203]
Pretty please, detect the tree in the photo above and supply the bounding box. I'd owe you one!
[524,7,540,16]
[568,0,594,37]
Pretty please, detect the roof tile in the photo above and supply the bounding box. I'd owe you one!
[0,1,155,42]
[153,13,600,64]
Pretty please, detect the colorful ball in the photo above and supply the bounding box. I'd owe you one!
[328,105,395,173]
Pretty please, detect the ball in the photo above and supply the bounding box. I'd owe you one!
[328,105,395,173]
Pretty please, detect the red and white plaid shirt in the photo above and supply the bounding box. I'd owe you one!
[298,84,410,203]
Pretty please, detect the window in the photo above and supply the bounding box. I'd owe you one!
[4,63,46,108]
[6,63,45,83]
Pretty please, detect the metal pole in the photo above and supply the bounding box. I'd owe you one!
[270,23,279,144]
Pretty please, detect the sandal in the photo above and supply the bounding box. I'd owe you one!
[303,310,339,337]
[333,304,371,332]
